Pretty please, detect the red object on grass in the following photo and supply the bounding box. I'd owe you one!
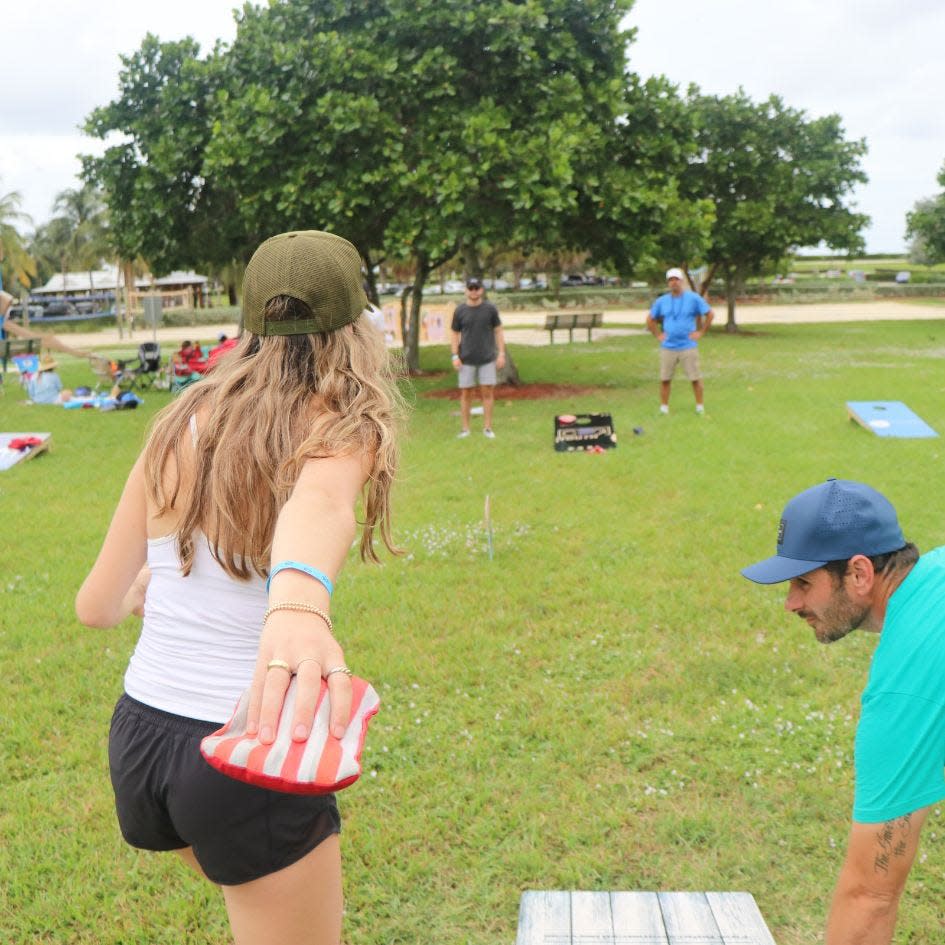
[7,437,43,450]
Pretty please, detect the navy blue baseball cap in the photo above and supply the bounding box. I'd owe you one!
[741,479,905,585]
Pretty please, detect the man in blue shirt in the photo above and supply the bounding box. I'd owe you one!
[645,267,713,415]
[742,479,944,944]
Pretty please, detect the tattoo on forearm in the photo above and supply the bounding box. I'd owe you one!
[874,814,912,874]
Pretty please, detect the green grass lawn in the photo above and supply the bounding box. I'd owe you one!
[4,320,945,943]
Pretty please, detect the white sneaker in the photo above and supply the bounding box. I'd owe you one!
[659,404,669,415]
[695,405,705,415]
[457,430,470,439]
[483,428,496,439]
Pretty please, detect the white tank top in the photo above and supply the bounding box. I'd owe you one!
[124,416,268,723]
[124,534,267,723]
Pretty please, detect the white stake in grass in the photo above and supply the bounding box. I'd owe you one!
[484,494,494,561]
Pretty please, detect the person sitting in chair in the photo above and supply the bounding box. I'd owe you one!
[207,333,239,371]
[24,352,72,404]
[173,340,208,377]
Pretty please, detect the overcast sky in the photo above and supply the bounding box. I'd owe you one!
[3,0,942,254]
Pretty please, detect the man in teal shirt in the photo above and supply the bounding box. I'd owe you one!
[742,478,944,944]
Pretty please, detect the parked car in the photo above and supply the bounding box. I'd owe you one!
[42,300,79,317]
[561,274,585,286]
[7,303,45,320]
[377,282,407,296]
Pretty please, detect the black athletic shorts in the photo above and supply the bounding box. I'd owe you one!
[108,693,341,886]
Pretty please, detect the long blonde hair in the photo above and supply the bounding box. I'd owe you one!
[144,299,403,578]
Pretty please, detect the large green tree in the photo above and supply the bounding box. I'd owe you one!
[679,89,869,329]
[906,164,945,263]
[85,0,701,371]
[200,0,651,371]
[83,34,245,294]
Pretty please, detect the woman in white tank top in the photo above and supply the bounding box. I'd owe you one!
[76,231,402,944]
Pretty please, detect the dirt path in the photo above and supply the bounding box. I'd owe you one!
[8,299,942,353]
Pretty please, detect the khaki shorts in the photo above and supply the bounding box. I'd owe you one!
[458,361,497,389]
[659,347,701,382]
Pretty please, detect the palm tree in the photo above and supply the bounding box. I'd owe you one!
[0,186,37,292]
[52,183,111,289]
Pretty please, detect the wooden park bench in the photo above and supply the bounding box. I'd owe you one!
[543,312,603,343]
[1,337,39,375]
[516,890,775,944]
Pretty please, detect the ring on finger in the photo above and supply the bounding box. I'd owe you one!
[324,665,353,679]
[295,657,321,672]
[267,658,292,674]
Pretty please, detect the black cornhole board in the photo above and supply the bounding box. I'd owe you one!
[554,413,617,451]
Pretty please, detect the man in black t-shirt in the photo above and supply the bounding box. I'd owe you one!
[450,278,507,438]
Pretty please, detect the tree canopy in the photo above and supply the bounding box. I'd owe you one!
[679,89,868,328]
[87,0,700,369]
[906,164,945,263]
[81,2,872,361]
[84,35,245,284]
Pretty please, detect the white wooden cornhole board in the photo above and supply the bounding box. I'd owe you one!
[516,890,775,944]
[0,432,52,471]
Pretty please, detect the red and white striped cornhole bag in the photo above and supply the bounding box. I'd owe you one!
[200,675,380,795]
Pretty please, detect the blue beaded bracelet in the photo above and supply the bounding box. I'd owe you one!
[266,560,334,596]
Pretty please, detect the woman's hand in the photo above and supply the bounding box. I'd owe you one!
[245,612,353,745]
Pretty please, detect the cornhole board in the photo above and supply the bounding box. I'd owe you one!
[0,432,52,471]
[846,401,938,438]
[554,413,617,452]
[516,890,775,945]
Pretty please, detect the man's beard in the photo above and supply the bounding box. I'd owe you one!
[800,587,871,644]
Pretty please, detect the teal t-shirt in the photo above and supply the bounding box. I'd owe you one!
[853,546,945,822]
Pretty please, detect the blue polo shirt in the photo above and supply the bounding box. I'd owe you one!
[853,546,945,822]
[649,290,710,351]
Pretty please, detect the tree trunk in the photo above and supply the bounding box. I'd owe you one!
[362,249,380,306]
[399,285,412,359]
[461,243,482,282]
[498,348,521,386]
[549,257,563,303]
[511,259,525,289]
[404,267,427,373]
[725,279,738,333]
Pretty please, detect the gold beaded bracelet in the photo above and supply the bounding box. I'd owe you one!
[263,601,334,635]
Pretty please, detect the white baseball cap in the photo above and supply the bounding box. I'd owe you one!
[665,267,685,281]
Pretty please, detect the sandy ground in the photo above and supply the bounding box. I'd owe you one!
[7,299,943,354]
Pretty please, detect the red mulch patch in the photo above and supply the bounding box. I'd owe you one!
[424,383,601,401]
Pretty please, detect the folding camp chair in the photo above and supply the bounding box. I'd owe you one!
[123,342,163,390]
[88,354,123,393]
[168,363,202,395]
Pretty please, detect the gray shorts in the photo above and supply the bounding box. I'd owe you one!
[458,361,497,389]
[659,347,702,382]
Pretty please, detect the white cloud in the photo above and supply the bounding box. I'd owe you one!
[0,1,238,221]
[626,0,945,252]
